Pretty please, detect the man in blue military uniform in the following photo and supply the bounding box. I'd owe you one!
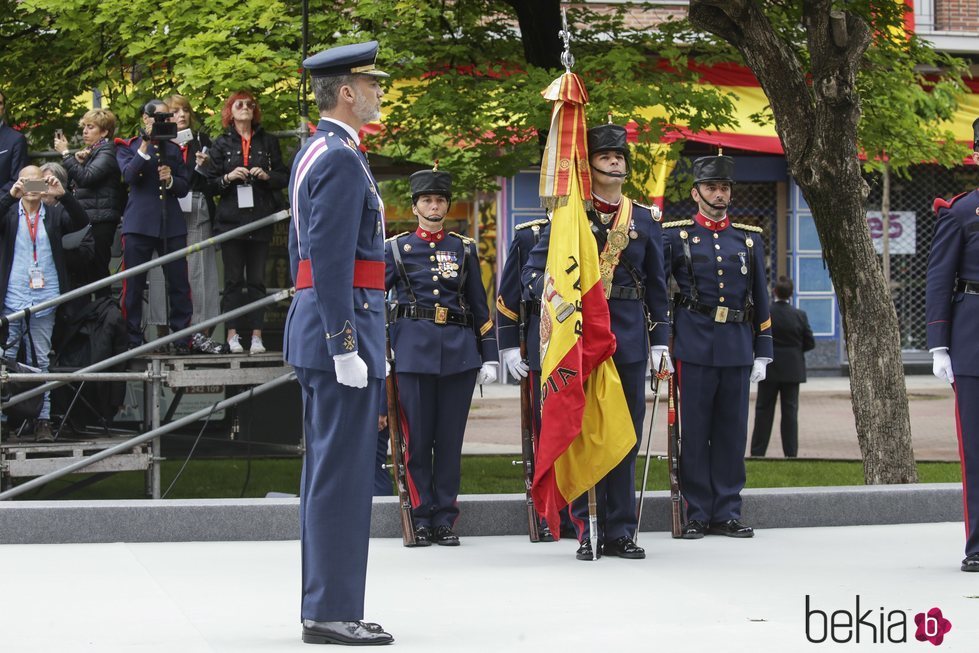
[662,154,773,540]
[285,41,394,645]
[522,122,671,561]
[926,117,979,573]
[0,90,29,195]
[116,99,195,351]
[385,167,499,547]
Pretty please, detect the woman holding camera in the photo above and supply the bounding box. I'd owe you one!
[207,91,288,355]
[54,109,121,291]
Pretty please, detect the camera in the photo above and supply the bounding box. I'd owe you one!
[148,110,178,141]
[23,179,48,193]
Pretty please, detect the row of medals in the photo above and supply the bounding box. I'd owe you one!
[598,210,639,240]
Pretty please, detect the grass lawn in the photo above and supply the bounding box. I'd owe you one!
[7,456,962,500]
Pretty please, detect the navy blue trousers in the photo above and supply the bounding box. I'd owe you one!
[953,375,979,557]
[295,367,378,622]
[397,369,477,528]
[120,233,192,347]
[676,360,750,524]
[570,361,646,542]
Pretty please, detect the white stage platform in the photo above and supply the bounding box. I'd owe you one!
[1,522,976,651]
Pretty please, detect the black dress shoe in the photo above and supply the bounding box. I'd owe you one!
[302,619,393,645]
[681,520,708,540]
[602,536,645,559]
[538,522,555,543]
[408,525,432,547]
[433,525,460,546]
[576,538,601,560]
[962,553,979,572]
[708,519,755,538]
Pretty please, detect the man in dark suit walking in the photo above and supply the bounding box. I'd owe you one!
[750,276,815,458]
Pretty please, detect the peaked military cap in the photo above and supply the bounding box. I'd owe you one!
[303,40,389,78]
[692,155,735,184]
[410,169,452,202]
[972,116,979,151]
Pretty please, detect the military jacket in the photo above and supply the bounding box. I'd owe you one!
[521,199,670,366]
[385,227,498,375]
[116,137,190,239]
[496,218,548,371]
[662,213,773,367]
[284,118,386,378]
[926,189,979,376]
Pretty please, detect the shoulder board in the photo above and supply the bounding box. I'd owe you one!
[733,223,764,234]
[449,231,475,244]
[385,232,409,243]
[632,201,663,223]
[515,218,549,231]
[933,191,969,216]
[662,219,694,229]
[114,136,136,147]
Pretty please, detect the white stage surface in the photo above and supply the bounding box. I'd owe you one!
[1,522,976,651]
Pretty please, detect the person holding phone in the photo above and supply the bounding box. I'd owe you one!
[0,166,89,441]
[206,91,289,355]
[54,109,122,292]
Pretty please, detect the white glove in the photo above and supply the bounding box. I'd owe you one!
[476,361,499,385]
[501,347,529,379]
[334,352,369,388]
[749,358,769,383]
[385,359,391,377]
[932,348,954,384]
[650,346,674,374]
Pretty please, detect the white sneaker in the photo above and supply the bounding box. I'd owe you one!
[249,335,266,355]
[227,333,244,354]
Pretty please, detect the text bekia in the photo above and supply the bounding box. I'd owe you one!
[805,595,907,644]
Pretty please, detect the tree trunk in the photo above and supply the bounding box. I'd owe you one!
[504,0,563,70]
[689,0,917,483]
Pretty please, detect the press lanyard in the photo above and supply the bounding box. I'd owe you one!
[240,133,251,167]
[24,207,41,264]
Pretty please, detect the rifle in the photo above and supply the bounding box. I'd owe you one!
[635,356,667,542]
[385,309,416,547]
[517,301,541,542]
[667,371,684,538]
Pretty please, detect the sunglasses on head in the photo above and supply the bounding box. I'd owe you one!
[233,100,256,110]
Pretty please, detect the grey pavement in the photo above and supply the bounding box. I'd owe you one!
[1,523,975,652]
[464,374,960,461]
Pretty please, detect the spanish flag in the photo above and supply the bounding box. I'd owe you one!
[532,72,635,538]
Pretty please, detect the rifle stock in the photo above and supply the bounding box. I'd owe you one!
[385,321,416,547]
[667,372,684,538]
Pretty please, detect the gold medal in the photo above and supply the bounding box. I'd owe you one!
[629,230,638,240]
[692,236,701,244]
[608,230,629,249]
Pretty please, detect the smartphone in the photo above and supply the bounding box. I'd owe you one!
[23,179,48,193]
[54,129,64,140]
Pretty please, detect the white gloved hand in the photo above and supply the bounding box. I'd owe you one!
[932,348,954,384]
[500,347,529,379]
[476,361,499,385]
[385,359,391,377]
[334,352,369,388]
[650,346,674,374]
[749,358,769,383]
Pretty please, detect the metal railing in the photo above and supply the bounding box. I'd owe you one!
[0,208,295,498]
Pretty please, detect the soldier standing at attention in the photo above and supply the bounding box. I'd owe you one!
[926,117,979,573]
[662,154,773,540]
[385,167,499,547]
[285,41,393,646]
[522,123,671,561]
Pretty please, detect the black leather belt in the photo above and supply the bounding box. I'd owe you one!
[395,304,472,327]
[675,294,749,324]
[521,300,542,317]
[956,279,979,295]
[609,285,642,300]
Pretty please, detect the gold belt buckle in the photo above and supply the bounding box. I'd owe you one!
[714,306,729,323]
[434,307,449,324]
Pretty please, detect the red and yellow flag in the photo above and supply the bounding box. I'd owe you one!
[532,74,635,538]
[539,72,592,209]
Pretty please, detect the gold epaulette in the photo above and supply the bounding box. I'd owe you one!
[449,231,475,244]
[733,223,764,234]
[385,232,409,242]
[662,219,694,229]
[515,218,549,231]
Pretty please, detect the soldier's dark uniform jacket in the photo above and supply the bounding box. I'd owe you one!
[926,187,979,560]
[496,218,549,372]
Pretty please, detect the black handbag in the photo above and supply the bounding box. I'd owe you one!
[1,313,45,422]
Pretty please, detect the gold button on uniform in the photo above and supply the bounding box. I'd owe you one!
[719,282,725,288]
[713,233,719,239]
[716,256,722,262]
[718,270,724,276]
[429,242,436,248]
[719,297,725,303]
[363,302,369,309]
[715,244,720,250]
[432,276,439,281]
[433,289,440,295]
[430,255,436,261]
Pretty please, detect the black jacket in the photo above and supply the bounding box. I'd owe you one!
[768,300,816,384]
[206,124,289,240]
[62,140,123,225]
[0,191,90,304]
[174,130,217,219]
